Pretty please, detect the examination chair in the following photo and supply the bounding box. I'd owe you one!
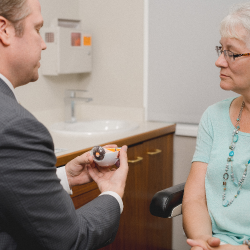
[150,182,185,218]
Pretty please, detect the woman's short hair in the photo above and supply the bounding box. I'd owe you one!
[0,0,30,37]
[220,2,250,46]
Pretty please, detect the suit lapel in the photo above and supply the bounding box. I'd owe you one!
[0,78,17,101]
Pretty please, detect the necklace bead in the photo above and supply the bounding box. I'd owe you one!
[233,134,238,142]
[223,173,229,180]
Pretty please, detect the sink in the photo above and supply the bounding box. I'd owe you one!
[51,120,139,136]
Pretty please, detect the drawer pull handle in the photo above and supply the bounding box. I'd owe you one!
[147,149,162,155]
[128,157,143,163]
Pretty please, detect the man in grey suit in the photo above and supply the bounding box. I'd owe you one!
[0,0,129,249]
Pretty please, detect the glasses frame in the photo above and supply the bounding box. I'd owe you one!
[215,46,250,61]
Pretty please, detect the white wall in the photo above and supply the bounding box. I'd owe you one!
[15,0,84,124]
[78,0,144,108]
[146,0,240,124]
[15,0,145,126]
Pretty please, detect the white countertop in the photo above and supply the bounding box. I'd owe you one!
[49,121,174,157]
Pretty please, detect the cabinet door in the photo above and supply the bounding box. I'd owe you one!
[143,134,173,249]
[102,134,173,250]
[102,142,145,250]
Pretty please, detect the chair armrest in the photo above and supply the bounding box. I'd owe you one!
[150,182,185,218]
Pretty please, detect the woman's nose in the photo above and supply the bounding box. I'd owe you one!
[215,53,228,68]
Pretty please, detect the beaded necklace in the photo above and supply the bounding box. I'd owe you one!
[222,101,250,207]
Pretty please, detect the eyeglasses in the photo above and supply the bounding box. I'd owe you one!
[215,46,250,62]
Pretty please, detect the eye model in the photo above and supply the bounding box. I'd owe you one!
[92,146,106,161]
[90,146,121,167]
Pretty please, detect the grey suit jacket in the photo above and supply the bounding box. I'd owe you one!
[0,79,120,250]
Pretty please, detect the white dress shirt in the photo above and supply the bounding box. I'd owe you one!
[0,74,123,213]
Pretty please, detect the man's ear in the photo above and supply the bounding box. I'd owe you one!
[0,17,13,46]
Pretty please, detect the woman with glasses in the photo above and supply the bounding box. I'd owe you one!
[183,3,250,250]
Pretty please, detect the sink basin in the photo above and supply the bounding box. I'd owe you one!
[51,120,139,135]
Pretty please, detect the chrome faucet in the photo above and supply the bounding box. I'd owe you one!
[65,89,93,123]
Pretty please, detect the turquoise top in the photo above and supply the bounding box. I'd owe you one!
[192,97,250,245]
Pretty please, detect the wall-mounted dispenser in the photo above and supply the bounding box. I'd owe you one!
[40,18,92,75]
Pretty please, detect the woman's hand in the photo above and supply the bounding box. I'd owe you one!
[187,237,220,250]
[187,237,248,250]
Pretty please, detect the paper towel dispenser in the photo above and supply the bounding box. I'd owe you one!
[40,18,92,75]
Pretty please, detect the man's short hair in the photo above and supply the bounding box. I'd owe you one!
[0,0,30,37]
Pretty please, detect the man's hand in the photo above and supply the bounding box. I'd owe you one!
[65,151,94,189]
[65,144,124,189]
[87,145,129,198]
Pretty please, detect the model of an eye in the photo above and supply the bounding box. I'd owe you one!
[90,146,121,167]
[92,146,106,161]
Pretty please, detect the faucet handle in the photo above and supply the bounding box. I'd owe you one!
[65,89,88,98]
[64,89,92,123]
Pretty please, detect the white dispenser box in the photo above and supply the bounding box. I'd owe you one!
[40,19,92,75]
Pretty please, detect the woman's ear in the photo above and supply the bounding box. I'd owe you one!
[0,17,13,46]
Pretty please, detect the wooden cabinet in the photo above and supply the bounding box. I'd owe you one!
[102,134,173,250]
[56,125,175,250]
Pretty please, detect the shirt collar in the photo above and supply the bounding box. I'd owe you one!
[0,73,18,100]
